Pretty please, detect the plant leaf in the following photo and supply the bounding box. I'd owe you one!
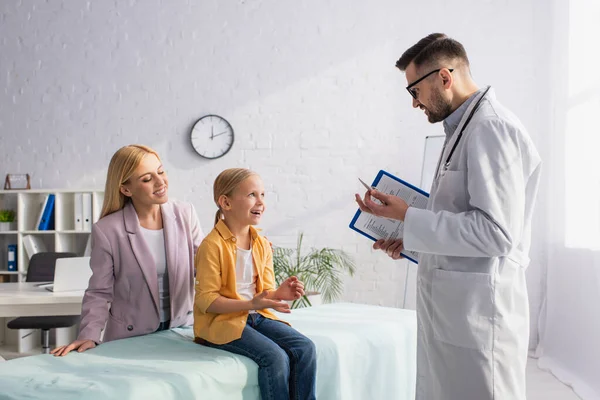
[272,233,356,307]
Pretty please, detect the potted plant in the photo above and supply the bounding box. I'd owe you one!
[0,209,16,231]
[272,233,356,309]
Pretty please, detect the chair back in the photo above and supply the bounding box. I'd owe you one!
[26,252,77,282]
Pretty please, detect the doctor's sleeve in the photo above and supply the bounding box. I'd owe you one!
[403,119,528,258]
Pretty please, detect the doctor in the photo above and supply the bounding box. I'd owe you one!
[356,33,541,400]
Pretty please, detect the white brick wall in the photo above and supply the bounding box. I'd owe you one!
[0,0,550,346]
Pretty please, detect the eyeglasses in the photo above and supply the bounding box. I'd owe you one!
[406,68,454,100]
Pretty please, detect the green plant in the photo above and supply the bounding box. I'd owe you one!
[272,233,356,309]
[0,209,15,223]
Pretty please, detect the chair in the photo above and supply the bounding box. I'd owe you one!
[7,252,81,354]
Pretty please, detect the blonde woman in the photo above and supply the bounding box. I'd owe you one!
[194,168,317,400]
[52,145,203,356]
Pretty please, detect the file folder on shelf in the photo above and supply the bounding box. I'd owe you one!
[34,194,49,230]
[74,193,83,231]
[7,244,17,271]
[22,235,48,258]
[38,194,55,231]
[82,193,92,231]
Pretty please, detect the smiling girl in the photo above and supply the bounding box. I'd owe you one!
[194,168,317,400]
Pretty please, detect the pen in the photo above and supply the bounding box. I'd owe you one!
[358,178,387,205]
[358,178,376,191]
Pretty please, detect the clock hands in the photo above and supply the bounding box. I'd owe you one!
[212,130,230,138]
[208,126,229,140]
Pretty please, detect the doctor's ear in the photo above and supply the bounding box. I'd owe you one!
[440,68,453,88]
[120,185,132,198]
[218,195,232,211]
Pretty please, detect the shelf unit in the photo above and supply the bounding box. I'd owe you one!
[0,189,104,282]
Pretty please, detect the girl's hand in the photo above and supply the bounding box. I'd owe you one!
[251,291,291,313]
[275,276,305,301]
[50,339,96,357]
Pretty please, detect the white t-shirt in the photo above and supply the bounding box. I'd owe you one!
[140,226,170,323]
[235,247,257,308]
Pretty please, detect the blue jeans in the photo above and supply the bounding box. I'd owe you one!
[204,313,317,400]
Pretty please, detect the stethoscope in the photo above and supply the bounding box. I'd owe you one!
[435,86,491,179]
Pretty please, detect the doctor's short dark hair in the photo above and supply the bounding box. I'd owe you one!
[395,33,470,72]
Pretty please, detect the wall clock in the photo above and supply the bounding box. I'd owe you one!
[190,114,234,159]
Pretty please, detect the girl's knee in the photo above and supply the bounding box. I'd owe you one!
[261,346,289,370]
[297,337,317,363]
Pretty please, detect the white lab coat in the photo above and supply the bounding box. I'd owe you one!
[403,87,541,400]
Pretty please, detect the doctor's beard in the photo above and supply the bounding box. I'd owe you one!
[426,87,453,124]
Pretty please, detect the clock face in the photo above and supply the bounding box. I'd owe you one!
[190,115,234,159]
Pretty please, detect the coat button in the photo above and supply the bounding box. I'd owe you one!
[127,325,133,331]
[232,237,237,242]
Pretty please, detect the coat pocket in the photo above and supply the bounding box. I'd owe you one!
[431,268,494,350]
[108,308,126,324]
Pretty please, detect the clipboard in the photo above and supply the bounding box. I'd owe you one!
[349,170,429,264]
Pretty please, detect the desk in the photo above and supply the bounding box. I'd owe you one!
[0,282,84,318]
[0,283,84,353]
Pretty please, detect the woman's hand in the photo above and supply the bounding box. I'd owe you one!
[274,276,305,301]
[251,291,291,313]
[50,339,96,357]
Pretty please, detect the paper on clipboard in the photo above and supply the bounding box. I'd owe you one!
[349,170,429,264]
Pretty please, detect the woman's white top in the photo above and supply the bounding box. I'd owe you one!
[140,226,170,323]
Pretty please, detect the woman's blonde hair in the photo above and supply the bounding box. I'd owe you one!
[100,145,161,219]
[213,168,258,225]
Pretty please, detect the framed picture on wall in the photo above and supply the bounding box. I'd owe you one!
[4,174,31,190]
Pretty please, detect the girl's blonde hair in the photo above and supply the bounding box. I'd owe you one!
[213,168,258,226]
[100,145,161,219]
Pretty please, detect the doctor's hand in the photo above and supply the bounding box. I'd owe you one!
[51,339,96,357]
[355,189,409,221]
[374,239,405,260]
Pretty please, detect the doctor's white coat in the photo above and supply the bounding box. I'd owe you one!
[404,87,541,400]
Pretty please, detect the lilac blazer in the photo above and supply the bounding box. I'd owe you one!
[77,200,203,343]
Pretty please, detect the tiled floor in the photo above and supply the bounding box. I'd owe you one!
[0,349,582,399]
[527,358,581,400]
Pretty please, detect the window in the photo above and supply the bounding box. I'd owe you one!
[564,0,600,249]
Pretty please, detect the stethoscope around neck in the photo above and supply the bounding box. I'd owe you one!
[435,86,491,180]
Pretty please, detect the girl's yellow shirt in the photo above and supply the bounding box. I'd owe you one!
[193,220,287,344]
